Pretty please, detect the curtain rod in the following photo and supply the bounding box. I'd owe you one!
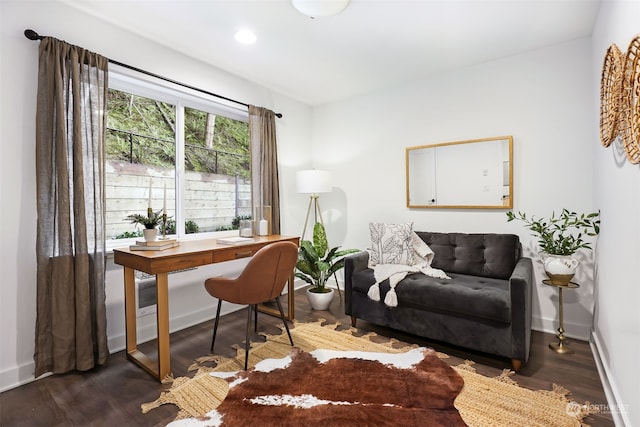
[24,29,282,118]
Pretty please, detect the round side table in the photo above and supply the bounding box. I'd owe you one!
[543,279,580,354]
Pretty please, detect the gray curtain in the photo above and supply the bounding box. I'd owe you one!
[249,105,281,235]
[34,37,109,377]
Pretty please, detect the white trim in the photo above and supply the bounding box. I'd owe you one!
[532,314,592,341]
[590,330,632,427]
[108,64,248,122]
[105,66,251,244]
[0,279,308,393]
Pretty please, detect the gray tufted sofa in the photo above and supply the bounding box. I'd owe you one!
[345,231,533,370]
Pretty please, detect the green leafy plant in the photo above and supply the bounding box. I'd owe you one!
[165,219,199,234]
[295,223,360,293]
[125,209,163,229]
[506,209,600,255]
[113,230,143,239]
[231,215,252,229]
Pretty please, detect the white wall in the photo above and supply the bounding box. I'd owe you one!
[2,5,636,424]
[313,37,596,341]
[0,0,312,392]
[591,2,640,426]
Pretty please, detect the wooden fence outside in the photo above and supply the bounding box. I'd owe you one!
[106,161,251,239]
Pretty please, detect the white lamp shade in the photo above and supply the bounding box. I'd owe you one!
[291,0,350,18]
[296,170,332,194]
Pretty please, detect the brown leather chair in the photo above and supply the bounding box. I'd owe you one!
[204,241,298,370]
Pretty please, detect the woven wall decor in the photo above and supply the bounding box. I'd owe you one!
[619,35,640,164]
[599,43,623,147]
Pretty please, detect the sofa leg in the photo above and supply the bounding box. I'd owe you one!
[511,359,522,372]
[350,316,357,327]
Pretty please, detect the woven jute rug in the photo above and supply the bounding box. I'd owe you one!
[142,320,596,426]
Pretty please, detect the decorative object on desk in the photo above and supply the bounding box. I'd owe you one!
[254,205,271,236]
[239,219,253,237]
[129,240,179,251]
[125,209,163,242]
[506,209,600,285]
[295,223,359,310]
[217,236,255,245]
[296,169,332,240]
[143,321,596,426]
[135,238,178,246]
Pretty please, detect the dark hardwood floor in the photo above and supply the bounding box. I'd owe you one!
[0,289,613,426]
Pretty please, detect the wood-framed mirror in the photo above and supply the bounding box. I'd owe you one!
[406,136,513,209]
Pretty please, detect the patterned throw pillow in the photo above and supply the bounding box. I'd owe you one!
[367,222,415,268]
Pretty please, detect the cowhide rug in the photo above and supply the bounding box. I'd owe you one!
[168,347,465,426]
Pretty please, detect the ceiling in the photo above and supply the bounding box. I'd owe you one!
[60,0,601,107]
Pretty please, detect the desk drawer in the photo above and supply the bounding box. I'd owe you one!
[213,246,258,262]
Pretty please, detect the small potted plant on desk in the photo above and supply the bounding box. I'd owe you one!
[506,209,600,285]
[295,222,359,310]
[126,208,163,242]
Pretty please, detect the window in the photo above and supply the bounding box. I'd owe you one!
[105,68,251,248]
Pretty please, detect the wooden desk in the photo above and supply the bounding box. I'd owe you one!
[113,235,299,381]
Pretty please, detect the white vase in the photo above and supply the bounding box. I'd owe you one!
[542,254,579,286]
[306,288,334,310]
[143,228,158,242]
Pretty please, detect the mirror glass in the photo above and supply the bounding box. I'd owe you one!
[406,136,513,209]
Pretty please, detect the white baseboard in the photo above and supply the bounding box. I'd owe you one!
[0,280,309,393]
[531,314,591,341]
[0,361,49,393]
[590,330,632,427]
[109,279,309,352]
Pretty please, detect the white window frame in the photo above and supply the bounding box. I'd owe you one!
[105,65,250,251]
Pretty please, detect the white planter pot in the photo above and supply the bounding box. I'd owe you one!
[143,228,158,242]
[542,254,579,286]
[306,288,334,311]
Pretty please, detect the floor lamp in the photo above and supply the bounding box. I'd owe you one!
[296,170,344,296]
[296,169,332,241]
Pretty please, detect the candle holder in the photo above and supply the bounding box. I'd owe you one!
[161,212,168,239]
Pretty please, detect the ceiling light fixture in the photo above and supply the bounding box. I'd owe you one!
[291,0,350,18]
[234,29,257,44]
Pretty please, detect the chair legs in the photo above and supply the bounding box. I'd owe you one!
[210,298,294,371]
[210,299,223,353]
[275,296,294,346]
[244,304,253,370]
[254,304,258,332]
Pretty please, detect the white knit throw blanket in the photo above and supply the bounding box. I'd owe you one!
[368,233,450,307]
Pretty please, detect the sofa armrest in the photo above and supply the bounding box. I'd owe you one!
[344,251,369,315]
[509,257,534,363]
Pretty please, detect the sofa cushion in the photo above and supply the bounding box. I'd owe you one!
[351,269,511,324]
[416,232,520,280]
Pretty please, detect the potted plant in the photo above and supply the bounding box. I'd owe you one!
[295,222,359,310]
[506,209,600,285]
[125,209,163,242]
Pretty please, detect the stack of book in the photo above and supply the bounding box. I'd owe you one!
[217,236,255,245]
[129,238,179,251]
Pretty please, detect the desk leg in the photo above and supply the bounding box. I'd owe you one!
[156,272,171,380]
[123,267,137,354]
[258,272,295,321]
[122,268,172,381]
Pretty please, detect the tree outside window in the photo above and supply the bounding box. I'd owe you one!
[105,85,251,242]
